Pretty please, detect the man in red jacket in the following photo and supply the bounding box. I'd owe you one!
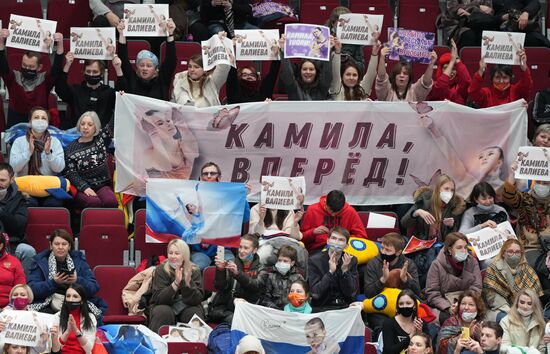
[300,190,367,253]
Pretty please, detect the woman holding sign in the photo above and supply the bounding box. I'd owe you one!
[468,50,532,108]
[375,47,437,102]
[172,35,231,108]
[279,35,334,101]
[114,18,177,101]
[329,33,379,101]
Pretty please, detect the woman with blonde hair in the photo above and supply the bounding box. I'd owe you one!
[401,174,466,242]
[148,239,205,333]
[483,239,543,322]
[499,289,545,353]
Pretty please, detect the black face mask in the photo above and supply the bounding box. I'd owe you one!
[380,252,397,263]
[397,306,415,317]
[21,68,38,80]
[85,74,102,86]
[65,301,81,311]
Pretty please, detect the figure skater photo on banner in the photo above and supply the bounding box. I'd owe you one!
[148,4,168,36]
[174,183,205,244]
[288,178,305,208]
[36,19,53,53]
[208,106,241,130]
[309,27,329,59]
[305,317,341,354]
[411,101,508,197]
[96,28,116,58]
[100,324,167,354]
[138,106,199,180]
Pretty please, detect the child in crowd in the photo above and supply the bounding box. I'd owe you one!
[259,245,304,309]
[284,279,312,314]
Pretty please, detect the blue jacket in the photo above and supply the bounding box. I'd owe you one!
[28,250,102,305]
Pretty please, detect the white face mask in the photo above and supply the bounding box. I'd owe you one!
[274,262,291,275]
[31,119,48,133]
[533,184,550,198]
[440,191,453,204]
[0,188,7,200]
[454,251,468,262]
[517,308,533,317]
[461,311,477,322]
[169,261,183,269]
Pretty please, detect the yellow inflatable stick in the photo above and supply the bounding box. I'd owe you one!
[16,175,72,199]
[346,237,379,265]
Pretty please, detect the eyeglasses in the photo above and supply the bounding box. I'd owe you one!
[201,172,219,177]
[505,250,522,256]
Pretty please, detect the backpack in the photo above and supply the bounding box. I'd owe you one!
[207,323,232,354]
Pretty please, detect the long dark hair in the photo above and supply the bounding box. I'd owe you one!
[396,289,418,318]
[264,209,290,230]
[389,61,413,100]
[295,59,321,91]
[60,284,94,332]
[341,63,366,100]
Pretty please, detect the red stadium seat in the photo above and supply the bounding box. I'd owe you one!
[299,1,339,26]
[80,207,125,229]
[94,265,146,324]
[160,41,201,75]
[25,207,72,252]
[0,97,5,133]
[8,50,51,73]
[459,46,481,77]
[202,266,216,292]
[62,38,86,86]
[525,47,550,95]
[108,40,150,83]
[0,0,43,32]
[133,209,167,265]
[79,225,129,268]
[349,0,393,42]
[364,227,401,242]
[398,0,441,40]
[46,0,92,37]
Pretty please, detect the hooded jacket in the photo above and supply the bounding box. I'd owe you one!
[0,182,28,247]
[426,55,471,104]
[0,249,26,308]
[424,248,482,311]
[401,187,466,241]
[300,195,367,252]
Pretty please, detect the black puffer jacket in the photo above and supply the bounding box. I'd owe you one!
[258,266,304,309]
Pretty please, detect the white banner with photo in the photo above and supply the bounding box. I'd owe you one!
[201,33,236,71]
[514,146,550,182]
[260,176,305,210]
[336,13,383,45]
[70,27,116,60]
[235,29,280,61]
[6,15,57,54]
[114,94,528,205]
[481,30,526,65]
[466,221,517,261]
[123,4,169,37]
[0,310,55,347]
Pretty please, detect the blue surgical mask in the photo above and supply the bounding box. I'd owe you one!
[240,252,254,262]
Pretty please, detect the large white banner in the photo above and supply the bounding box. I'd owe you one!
[114,95,528,205]
[231,302,364,353]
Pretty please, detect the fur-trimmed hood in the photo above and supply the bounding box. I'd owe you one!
[413,186,466,216]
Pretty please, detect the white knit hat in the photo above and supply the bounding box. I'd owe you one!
[235,335,266,354]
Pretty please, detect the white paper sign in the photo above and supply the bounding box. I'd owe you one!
[336,13,384,45]
[481,31,526,65]
[366,212,396,228]
[466,221,516,261]
[123,4,169,37]
[70,27,116,60]
[0,310,56,347]
[514,146,550,182]
[201,33,236,71]
[260,176,306,210]
[235,29,280,61]
[6,15,57,54]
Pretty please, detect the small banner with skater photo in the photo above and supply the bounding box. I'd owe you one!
[386,27,435,64]
[0,310,55,348]
[481,31,526,65]
[235,29,280,61]
[284,24,330,61]
[123,4,169,37]
[146,179,247,247]
[70,27,116,60]
[6,15,57,54]
[514,146,550,182]
[336,13,384,46]
[201,33,236,71]
[260,176,305,210]
[466,221,517,261]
